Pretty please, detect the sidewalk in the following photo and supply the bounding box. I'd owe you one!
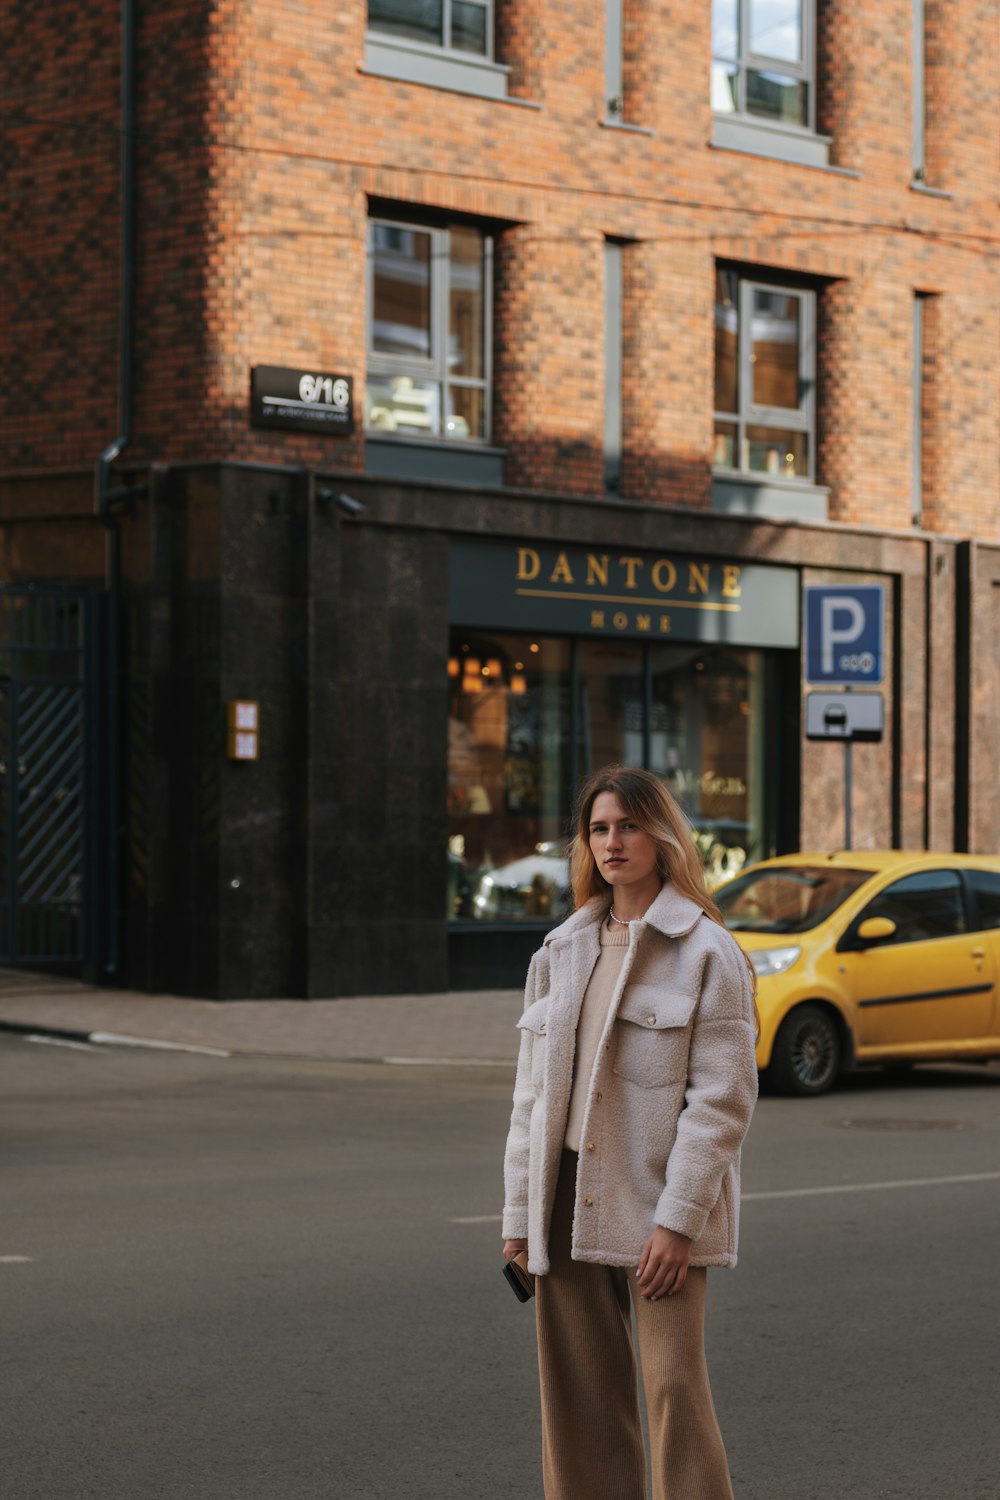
[0,968,523,1065]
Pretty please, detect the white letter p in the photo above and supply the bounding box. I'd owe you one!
[820,596,865,674]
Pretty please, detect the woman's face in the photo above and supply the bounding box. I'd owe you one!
[588,791,661,899]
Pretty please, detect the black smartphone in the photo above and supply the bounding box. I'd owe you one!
[502,1257,535,1302]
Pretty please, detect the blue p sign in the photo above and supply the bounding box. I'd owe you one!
[804,585,884,685]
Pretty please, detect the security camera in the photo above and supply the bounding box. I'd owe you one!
[315,488,366,517]
[336,492,365,517]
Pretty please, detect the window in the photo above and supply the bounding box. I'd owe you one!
[366,219,492,444]
[854,870,966,947]
[712,0,814,130]
[448,634,573,921]
[713,270,815,480]
[912,0,925,180]
[604,240,623,494]
[368,0,492,57]
[447,632,770,921]
[968,868,1000,931]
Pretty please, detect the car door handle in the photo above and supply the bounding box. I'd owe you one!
[970,946,986,960]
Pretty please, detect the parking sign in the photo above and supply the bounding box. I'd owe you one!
[804,585,885,685]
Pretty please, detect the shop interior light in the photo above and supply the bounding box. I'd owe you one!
[464,657,481,676]
[462,675,484,694]
[510,674,527,695]
[447,657,460,678]
[486,658,502,677]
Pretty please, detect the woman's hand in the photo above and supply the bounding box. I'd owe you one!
[502,1238,528,1261]
[636,1226,691,1300]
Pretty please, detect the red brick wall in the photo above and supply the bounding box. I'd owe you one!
[1,0,121,469]
[4,0,1000,538]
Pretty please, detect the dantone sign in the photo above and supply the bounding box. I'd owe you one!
[449,539,799,648]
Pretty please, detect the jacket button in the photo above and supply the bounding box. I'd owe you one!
[645,1014,656,1026]
[586,1141,596,1152]
[583,1196,594,1207]
[595,1091,602,1103]
[539,1023,546,1034]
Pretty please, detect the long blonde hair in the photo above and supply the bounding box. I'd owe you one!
[570,764,758,1004]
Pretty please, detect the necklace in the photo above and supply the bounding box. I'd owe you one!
[608,907,631,927]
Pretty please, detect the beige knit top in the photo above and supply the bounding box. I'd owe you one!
[564,917,629,1152]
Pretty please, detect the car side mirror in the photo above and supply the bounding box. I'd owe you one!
[856,916,897,944]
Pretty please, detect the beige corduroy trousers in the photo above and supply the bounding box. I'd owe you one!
[535,1151,735,1500]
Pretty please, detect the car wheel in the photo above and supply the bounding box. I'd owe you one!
[768,1004,842,1097]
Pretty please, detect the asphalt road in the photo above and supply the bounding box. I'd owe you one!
[2,1034,999,1500]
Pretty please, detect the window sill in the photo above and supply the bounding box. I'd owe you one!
[712,472,829,523]
[910,180,953,200]
[365,434,505,487]
[711,114,849,173]
[599,117,655,138]
[363,33,541,106]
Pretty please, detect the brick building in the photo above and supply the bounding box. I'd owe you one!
[3,0,1000,996]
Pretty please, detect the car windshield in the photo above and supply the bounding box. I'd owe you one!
[717,865,874,934]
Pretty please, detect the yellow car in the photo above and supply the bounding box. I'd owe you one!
[716,851,1000,1096]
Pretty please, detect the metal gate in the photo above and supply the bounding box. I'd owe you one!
[0,588,103,973]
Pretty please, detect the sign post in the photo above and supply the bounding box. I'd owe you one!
[804,585,886,849]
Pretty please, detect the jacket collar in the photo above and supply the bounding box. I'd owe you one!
[544,882,705,947]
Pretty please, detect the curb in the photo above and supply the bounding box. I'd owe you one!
[0,1019,230,1057]
[0,1019,94,1045]
[0,1019,516,1067]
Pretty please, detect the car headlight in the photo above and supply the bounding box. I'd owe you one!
[748,946,801,978]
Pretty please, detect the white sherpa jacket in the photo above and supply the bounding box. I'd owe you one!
[502,884,758,1275]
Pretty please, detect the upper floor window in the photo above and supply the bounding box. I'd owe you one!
[366,219,492,444]
[713,270,815,480]
[711,0,813,131]
[368,0,492,58]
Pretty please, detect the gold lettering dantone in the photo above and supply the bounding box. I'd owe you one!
[550,551,575,584]
[516,547,540,581]
[651,559,677,593]
[586,553,609,587]
[721,564,743,598]
[688,562,710,595]
[618,556,644,589]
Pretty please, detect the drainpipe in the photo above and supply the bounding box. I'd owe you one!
[95,0,145,978]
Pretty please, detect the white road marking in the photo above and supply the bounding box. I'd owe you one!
[89,1032,231,1058]
[743,1170,1000,1202]
[0,1256,33,1264]
[382,1056,513,1067]
[451,1171,1000,1225]
[24,1035,96,1051]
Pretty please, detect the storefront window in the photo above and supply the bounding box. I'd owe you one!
[577,640,644,771]
[648,646,765,889]
[448,633,572,921]
[448,629,771,922]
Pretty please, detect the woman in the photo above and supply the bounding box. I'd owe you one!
[502,764,758,1500]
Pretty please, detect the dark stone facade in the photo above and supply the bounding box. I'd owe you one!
[0,460,990,997]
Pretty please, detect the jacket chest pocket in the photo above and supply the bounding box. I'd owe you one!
[517,997,548,1088]
[612,988,697,1089]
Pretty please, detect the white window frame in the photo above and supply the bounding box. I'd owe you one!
[714,274,816,482]
[366,217,494,447]
[368,0,494,61]
[712,0,816,134]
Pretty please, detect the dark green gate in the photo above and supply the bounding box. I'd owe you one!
[0,588,105,974]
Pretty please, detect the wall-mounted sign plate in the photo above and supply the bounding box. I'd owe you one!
[806,691,884,741]
[226,700,259,760]
[250,366,354,436]
[804,584,885,685]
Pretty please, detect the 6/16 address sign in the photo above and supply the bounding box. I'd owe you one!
[250,365,354,436]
